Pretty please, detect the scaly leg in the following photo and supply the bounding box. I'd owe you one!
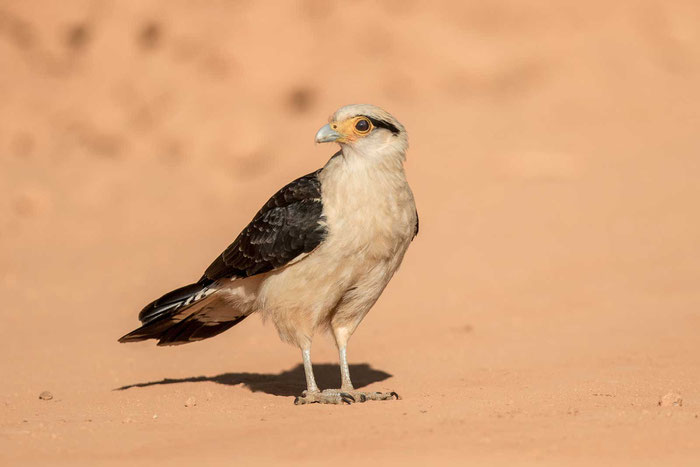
[339,346,353,391]
[302,348,318,393]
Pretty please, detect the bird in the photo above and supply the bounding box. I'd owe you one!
[119,104,418,404]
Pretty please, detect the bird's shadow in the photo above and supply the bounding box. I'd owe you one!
[114,363,392,397]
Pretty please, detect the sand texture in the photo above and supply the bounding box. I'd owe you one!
[1,1,700,465]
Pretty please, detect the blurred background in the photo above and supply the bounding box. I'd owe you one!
[1,1,699,465]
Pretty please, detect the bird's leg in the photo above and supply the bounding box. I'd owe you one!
[293,343,400,405]
[294,348,354,405]
[318,345,400,403]
[302,348,319,393]
[338,346,354,392]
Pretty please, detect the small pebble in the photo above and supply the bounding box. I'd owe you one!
[38,391,53,401]
[152,414,158,420]
[659,392,683,407]
[185,397,196,408]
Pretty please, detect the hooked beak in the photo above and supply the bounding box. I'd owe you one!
[315,124,342,143]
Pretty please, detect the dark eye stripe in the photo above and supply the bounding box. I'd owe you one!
[364,116,400,135]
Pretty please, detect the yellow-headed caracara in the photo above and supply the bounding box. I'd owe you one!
[120,104,418,404]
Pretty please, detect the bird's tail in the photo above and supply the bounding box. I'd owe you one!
[118,280,247,346]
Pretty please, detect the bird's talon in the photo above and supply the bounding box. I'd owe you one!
[340,393,355,404]
[390,391,400,400]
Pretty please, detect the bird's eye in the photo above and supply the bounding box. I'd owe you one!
[355,118,370,133]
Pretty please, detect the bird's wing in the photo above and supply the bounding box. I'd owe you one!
[202,169,327,281]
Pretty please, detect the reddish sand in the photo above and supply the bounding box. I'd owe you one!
[2,1,700,465]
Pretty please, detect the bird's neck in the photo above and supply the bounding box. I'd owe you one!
[337,142,407,175]
[320,143,411,207]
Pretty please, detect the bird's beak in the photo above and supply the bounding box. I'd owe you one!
[315,124,342,144]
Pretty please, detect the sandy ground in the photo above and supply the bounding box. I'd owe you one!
[2,1,700,465]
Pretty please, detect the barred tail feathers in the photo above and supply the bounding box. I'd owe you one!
[118,281,247,346]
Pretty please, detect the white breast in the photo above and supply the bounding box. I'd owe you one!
[319,151,416,261]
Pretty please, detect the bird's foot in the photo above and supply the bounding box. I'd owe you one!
[293,389,400,405]
[293,390,354,405]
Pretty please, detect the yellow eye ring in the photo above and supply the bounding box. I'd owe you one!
[354,117,371,134]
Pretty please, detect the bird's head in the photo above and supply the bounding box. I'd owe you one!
[315,104,408,159]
